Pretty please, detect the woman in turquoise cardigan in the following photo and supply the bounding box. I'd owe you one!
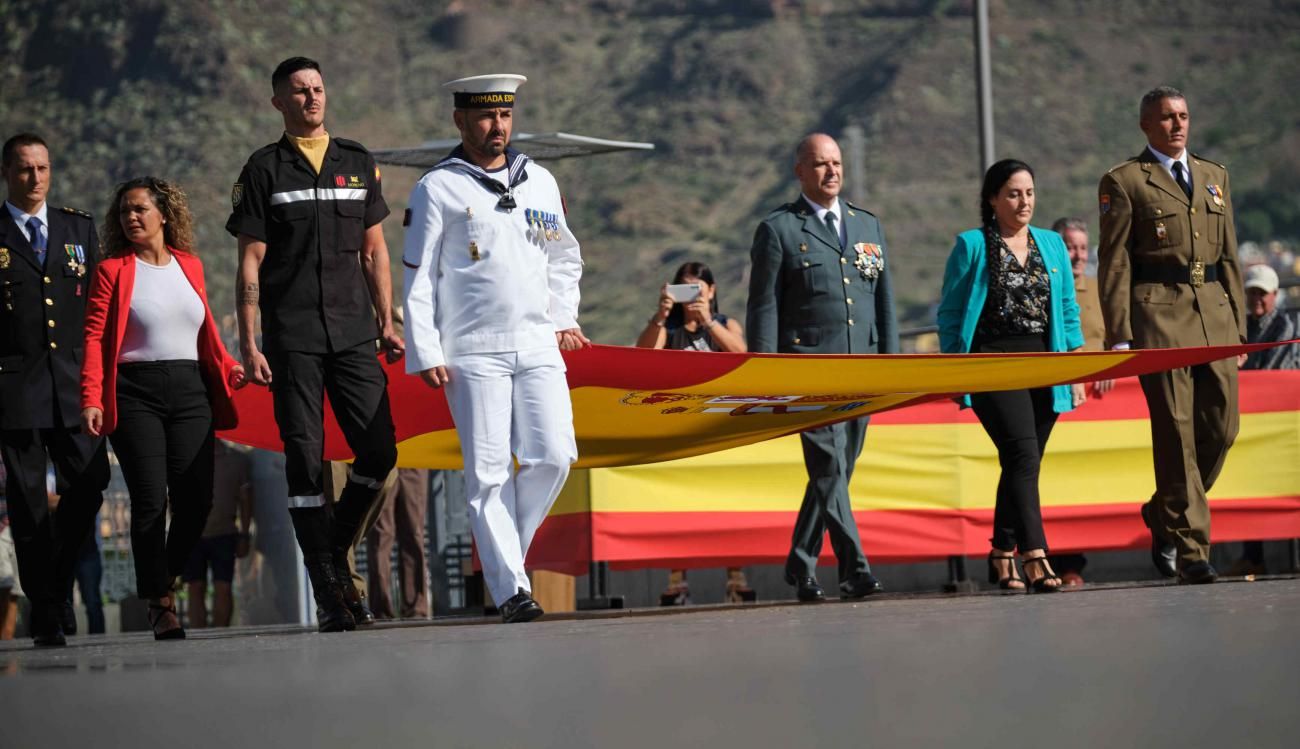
[937,159,1084,593]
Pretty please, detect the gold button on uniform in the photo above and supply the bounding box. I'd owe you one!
[49,341,57,349]
[846,298,854,305]
[843,277,851,284]
[43,276,51,284]
[848,319,855,326]
[802,260,810,267]
[1194,231,1200,239]
[47,320,55,328]
[44,298,53,306]
[1190,207,1197,215]
[840,257,847,264]
[793,337,801,345]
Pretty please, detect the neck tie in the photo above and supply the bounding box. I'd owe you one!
[824,212,844,249]
[27,217,46,266]
[1172,162,1193,200]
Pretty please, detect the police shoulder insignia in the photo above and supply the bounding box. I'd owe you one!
[1099,193,1111,215]
[231,183,243,208]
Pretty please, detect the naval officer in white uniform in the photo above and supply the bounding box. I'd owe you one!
[402,74,588,622]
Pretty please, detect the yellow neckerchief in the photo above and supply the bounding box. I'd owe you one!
[287,132,330,175]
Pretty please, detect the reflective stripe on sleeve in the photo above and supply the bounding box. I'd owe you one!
[287,494,326,508]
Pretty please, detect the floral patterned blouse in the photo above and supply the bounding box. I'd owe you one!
[976,228,1050,338]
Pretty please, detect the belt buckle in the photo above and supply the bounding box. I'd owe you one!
[1189,260,1205,288]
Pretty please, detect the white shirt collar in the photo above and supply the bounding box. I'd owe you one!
[5,200,48,242]
[1146,144,1190,181]
[801,193,841,224]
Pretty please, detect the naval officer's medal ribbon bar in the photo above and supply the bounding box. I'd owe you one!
[525,208,561,242]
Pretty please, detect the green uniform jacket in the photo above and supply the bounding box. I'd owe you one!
[1097,149,1246,350]
[746,197,899,355]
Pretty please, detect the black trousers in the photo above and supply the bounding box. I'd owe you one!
[969,333,1058,553]
[0,424,108,612]
[267,342,397,504]
[109,361,214,599]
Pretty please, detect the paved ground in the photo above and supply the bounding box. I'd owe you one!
[3,578,1298,749]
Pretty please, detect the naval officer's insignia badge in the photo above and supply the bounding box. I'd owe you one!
[0,248,9,270]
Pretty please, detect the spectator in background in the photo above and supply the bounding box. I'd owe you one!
[67,522,105,635]
[183,440,253,628]
[938,159,1084,593]
[1048,217,1114,586]
[636,261,753,605]
[366,468,430,619]
[1226,264,1300,576]
[0,462,21,639]
[81,177,246,640]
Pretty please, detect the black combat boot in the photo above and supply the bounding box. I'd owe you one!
[304,552,356,633]
[331,477,383,626]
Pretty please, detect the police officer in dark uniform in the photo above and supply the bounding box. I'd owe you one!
[0,133,108,646]
[226,58,401,633]
[746,133,899,603]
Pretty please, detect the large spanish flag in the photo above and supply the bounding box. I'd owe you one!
[219,342,1299,571]
[523,371,1300,573]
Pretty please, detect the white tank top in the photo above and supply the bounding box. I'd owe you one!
[117,255,205,363]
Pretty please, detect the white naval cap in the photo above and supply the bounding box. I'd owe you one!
[442,74,527,108]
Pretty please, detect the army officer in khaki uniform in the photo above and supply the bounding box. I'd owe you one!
[746,133,898,603]
[1097,86,1246,585]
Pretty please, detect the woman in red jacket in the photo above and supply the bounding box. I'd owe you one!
[81,177,245,640]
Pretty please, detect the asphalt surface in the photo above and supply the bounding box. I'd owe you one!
[2,578,1298,749]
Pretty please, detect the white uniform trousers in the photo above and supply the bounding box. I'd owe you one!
[444,346,577,605]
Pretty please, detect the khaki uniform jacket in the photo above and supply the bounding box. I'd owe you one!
[1097,148,1246,350]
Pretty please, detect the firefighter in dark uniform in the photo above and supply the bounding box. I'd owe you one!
[0,133,109,646]
[227,58,401,632]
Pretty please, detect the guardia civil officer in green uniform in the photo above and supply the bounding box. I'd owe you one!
[1097,86,1246,585]
[746,132,898,602]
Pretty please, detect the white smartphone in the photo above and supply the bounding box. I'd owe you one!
[666,283,702,303]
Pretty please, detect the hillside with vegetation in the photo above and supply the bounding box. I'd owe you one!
[4,0,1299,345]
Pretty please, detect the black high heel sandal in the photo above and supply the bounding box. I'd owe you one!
[1022,555,1063,594]
[147,599,187,641]
[986,551,1025,591]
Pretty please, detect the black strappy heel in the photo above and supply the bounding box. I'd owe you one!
[986,551,1025,591]
[1022,555,1063,594]
[147,599,186,640]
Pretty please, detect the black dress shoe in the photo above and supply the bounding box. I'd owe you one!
[31,606,67,648]
[1178,561,1219,585]
[792,577,825,603]
[840,573,884,599]
[1140,503,1178,578]
[500,589,544,623]
[61,601,78,635]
